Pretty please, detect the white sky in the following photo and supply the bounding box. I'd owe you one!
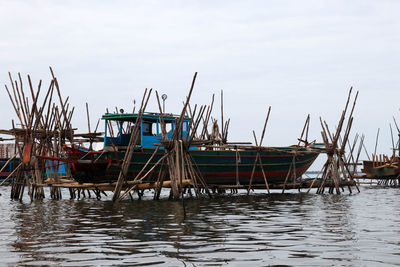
[1,0,400,169]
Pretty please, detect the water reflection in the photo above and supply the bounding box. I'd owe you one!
[0,187,399,265]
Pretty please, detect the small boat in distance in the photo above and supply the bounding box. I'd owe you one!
[361,155,400,179]
[64,112,320,185]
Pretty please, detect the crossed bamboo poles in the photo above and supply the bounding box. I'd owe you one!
[247,106,271,194]
[113,73,212,202]
[4,68,75,200]
[281,114,311,193]
[307,87,360,194]
[2,68,103,200]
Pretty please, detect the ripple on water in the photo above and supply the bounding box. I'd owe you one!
[0,186,399,265]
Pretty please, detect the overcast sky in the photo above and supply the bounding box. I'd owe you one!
[1,0,400,169]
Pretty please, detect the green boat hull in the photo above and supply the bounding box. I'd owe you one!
[71,147,319,185]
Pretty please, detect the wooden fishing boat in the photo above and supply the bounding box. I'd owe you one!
[64,112,320,185]
[361,157,400,179]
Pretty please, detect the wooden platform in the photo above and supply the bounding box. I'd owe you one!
[41,178,356,192]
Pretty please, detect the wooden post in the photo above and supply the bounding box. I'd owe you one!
[113,88,152,202]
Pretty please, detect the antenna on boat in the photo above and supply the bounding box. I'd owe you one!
[132,99,136,113]
[162,94,167,113]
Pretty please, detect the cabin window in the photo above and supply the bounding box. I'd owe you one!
[183,121,188,131]
[164,121,173,133]
[142,122,155,136]
[107,120,125,136]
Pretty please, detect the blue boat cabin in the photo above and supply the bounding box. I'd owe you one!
[102,112,192,149]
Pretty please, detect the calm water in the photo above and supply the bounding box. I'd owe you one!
[0,186,399,266]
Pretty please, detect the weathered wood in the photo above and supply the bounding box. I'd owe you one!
[373,128,380,157]
[220,90,224,141]
[113,88,152,201]
[86,102,91,133]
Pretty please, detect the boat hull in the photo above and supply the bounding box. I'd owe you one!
[361,160,400,178]
[0,158,20,181]
[70,147,319,185]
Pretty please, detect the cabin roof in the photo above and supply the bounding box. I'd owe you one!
[101,112,190,122]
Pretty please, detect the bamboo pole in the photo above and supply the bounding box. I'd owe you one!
[220,90,224,141]
[373,128,380,157]
[113,88,152,201]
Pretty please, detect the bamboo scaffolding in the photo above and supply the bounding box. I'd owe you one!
[307,88,359,195]
[1,69,361,201]
[247,106,271,194]
[1,67,78,200]
[112,88,153,201]
[115,73,214,201]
